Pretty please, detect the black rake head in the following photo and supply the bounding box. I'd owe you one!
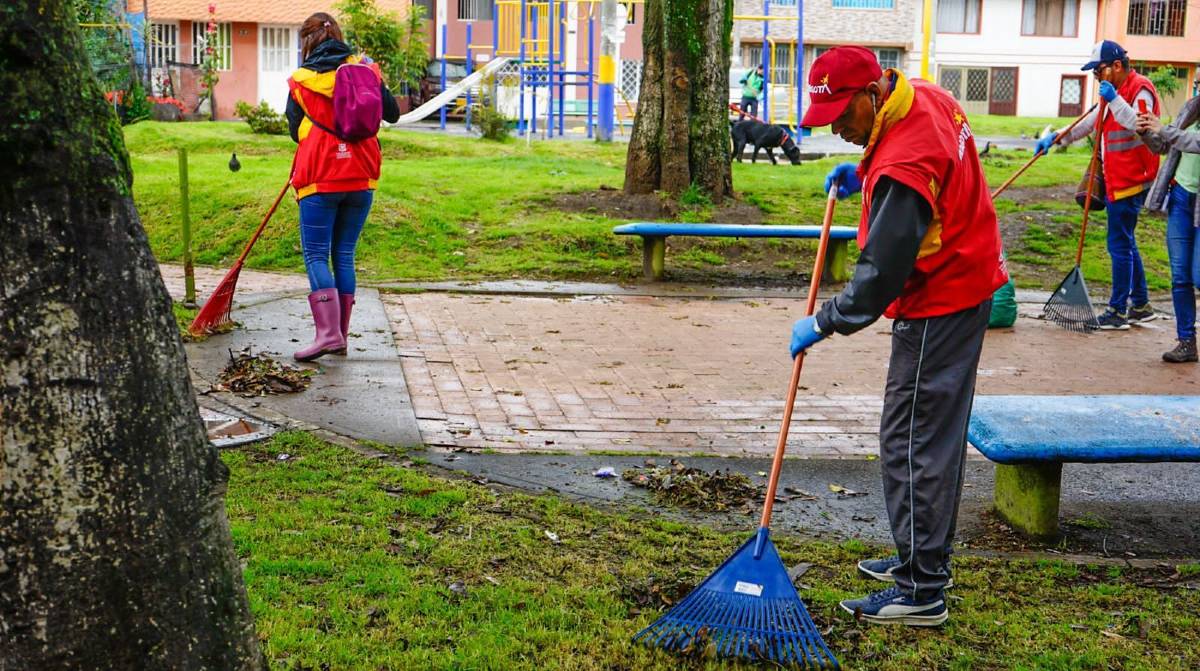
[1043,266,1099,333]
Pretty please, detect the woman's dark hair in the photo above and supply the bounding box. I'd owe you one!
[300,13,344,60]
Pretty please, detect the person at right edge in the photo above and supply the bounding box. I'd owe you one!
[790,46,1007,626]
[1036,40,1161,330]
[1135,72,1200,364]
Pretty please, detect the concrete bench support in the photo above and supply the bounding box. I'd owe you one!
[993,463,1062,538]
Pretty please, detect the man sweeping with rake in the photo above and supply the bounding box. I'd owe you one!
[792,47,1008,626]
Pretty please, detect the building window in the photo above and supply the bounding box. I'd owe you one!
[1127,0,1187,36]
[771,0,798,6]
[814,46,899,70]
[192,22,233,71]
[458,0,495,20]
[1021,0,1078,36]
[832,0,895,8]
[148,22,178,68]
[875,48,900,69]
[743,44,799,84]
[937,0,980,33]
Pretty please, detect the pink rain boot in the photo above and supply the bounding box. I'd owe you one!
[332,293,355,356]
[294,289,346,362]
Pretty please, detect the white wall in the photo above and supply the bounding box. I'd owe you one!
[934,0,1097,116]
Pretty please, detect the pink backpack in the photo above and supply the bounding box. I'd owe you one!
[305,61,383,142]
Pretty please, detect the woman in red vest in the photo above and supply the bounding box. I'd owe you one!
[792,47,1007,626]
[284,13,400,361]
[1038,41,1161,330]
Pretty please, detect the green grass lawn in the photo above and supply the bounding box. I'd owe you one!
[128,121,1172,293]
[228,432,1200,670]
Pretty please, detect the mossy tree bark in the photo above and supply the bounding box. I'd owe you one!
[0,2,262,668]
[624,0,733,203]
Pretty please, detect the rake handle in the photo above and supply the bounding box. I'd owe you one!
[232,175,294,269]
[757,186,839,538]
[990,104,1096,200]
[1075,101,1106,266]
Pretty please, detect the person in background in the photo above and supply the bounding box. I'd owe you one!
[1036,40,1161,330]
[1136,71,1200,363]
[284,12,400,362]
[738,64,764,120]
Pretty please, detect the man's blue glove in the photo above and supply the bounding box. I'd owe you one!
[1098,80,1117,103]
[824,163,862,200]
[1034,133,1057,157]
[790,316,826,358]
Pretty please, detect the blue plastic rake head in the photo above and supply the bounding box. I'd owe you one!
[633,529,839,669]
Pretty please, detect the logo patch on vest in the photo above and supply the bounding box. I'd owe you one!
[336,142,352,160]
[954,112,973,161]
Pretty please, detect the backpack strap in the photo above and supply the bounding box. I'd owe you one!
[302,108,344,141]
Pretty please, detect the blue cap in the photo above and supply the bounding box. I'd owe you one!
[1082,40,1127,71]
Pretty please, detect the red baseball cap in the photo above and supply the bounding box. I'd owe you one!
[801,46,884,128]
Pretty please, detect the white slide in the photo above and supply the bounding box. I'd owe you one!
[392,57,512,125]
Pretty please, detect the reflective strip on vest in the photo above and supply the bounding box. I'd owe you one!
[1107,139,1143,153]
[1107,129,1136,141]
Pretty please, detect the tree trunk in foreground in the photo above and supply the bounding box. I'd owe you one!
[624,0,733,202]
[0,2,262,668]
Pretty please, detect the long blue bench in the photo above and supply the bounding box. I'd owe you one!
[612,222,859,282]
[968,395,1200,537]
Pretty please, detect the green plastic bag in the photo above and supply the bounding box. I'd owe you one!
[989,277,1017,328]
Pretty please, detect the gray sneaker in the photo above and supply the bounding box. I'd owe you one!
[1096,309,1130,331]
[857,556,954,588]
[1127,304,1158,324]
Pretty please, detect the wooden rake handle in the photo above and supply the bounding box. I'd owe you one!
[990,104,1097,200]
[232,175,293,269]
[1075,101,1107,266]
[759,185,839,532]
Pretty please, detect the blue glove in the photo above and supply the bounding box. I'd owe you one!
[790,316,826,358]
[1098,80,1117,103]
[1034,133,1057,157]
[824,163,862,200]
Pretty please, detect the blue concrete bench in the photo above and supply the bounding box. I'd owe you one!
[968,395,1200,537]
[612,222,859,282]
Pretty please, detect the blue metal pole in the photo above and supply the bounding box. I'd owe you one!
[587,5,594,138]
[531,4,538,135]
[519,0,527,135]
[558,3,566,135]
[548,0,554,138]
[440,23,448,130]
[796,0,803,145]
[761,0,769,123]
[493,0,499,56]
[466,23,474,132]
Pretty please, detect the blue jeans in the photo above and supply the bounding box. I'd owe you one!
[1105,192,1149,312]
[1167,184,1200,340]
[298,190,373,294]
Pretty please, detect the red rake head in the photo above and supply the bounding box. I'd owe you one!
[188,264,243,336]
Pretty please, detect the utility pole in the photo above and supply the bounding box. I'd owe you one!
[597,0,618,142]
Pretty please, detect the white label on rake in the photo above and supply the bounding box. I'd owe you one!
[734,581,763,597]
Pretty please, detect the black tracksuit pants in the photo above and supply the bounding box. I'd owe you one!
[879,300,990,602]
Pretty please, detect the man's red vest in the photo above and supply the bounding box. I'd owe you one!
[287,57,382,200]
[1102,70,1160,202]
[858,73,1008,320]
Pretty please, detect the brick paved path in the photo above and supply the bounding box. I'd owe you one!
[384,292,1198,457]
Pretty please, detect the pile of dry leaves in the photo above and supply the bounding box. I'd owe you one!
[622,459,761,512]
[216,349,314,397]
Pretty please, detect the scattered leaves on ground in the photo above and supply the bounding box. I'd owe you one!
[217,348,314,396]
[622,459,761,511]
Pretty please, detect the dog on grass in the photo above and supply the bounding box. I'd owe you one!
[730,119,802,165]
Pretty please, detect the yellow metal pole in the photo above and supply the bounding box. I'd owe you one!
[920,0,933,79]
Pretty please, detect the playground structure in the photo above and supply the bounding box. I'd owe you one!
[430,0,809,143]
[733,4,805,133]
[434,0,610,138]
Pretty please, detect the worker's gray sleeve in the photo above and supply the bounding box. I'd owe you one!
[1151,123,1200,154]
[815,177,933,336]
[1059,107,1099,145]
[1060,90,1155,145]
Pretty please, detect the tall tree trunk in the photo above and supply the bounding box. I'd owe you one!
[624,0,733,202]
[0,2,262,668]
